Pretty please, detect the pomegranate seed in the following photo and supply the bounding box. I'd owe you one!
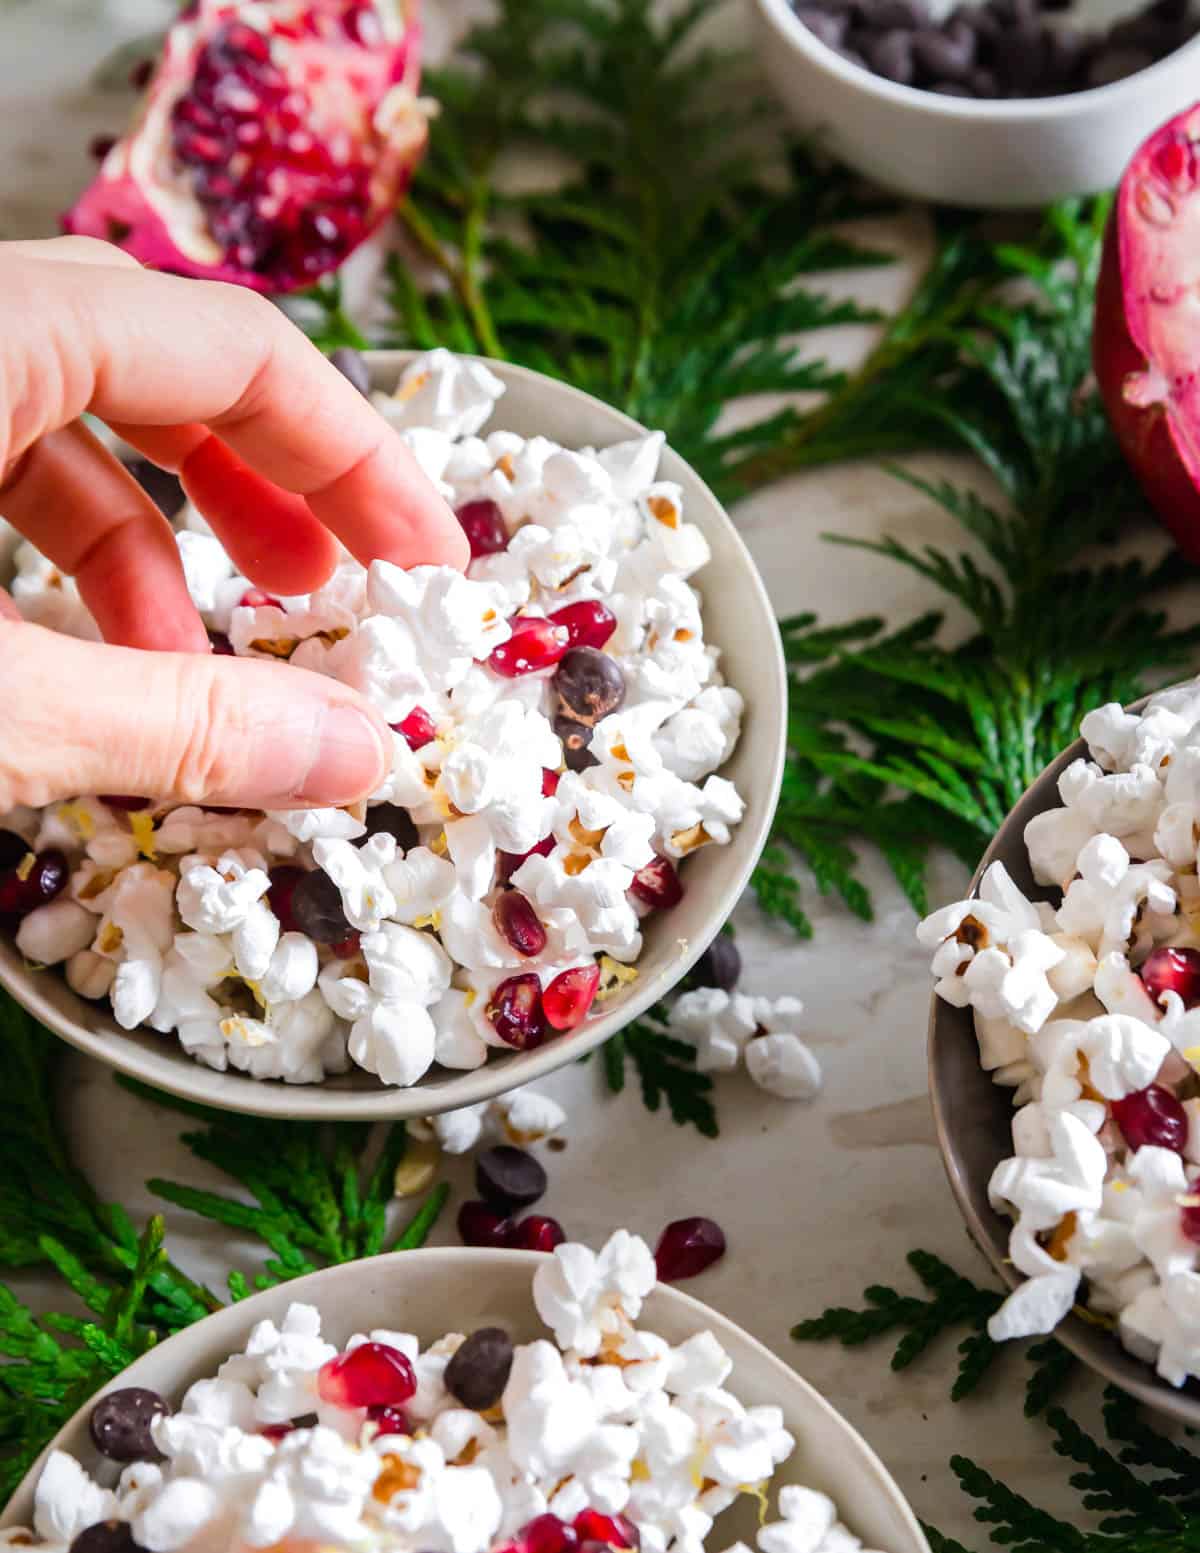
[317,1342,416,1409]
[267,865,306,934]
[630,856,684,910]
[89,134,117,161]
[0,849,68,920]
[99,794,152,811]
[489,617,571,678]
[367,1402,410,1435]
[519,1516,578,1553]
[261,1422,293,1442]
[392,706,437,750]
[208,630,235,655]
[542,769,560,797]
[493,891,548,957]
[654,1217,726,1283]
[513,1215,566,1253]
[456,499,509,558]
[129,59,153,88]
[487,974,547,1049]
[1139,946,1200,1009]
[332,931,362,959]
[1112,1084,1188,1153]
[549,600,617,650]
[239,588,282,609]
[1182,1203,1200,1244]
[458,1200,516,1248]
[574,1512,639,1550]
[543,964,600,1031]
[0,832,28,872]
[497,836,555,884]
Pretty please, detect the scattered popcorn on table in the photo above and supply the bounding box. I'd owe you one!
[920,677,1200,1386]
[0,351,747,1089]
[5,1233,887,1553]
[668,991,820,1100]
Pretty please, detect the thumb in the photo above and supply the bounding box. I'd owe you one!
[0,618,391,811]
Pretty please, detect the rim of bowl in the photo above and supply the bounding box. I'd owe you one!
[927,691,1200,1422]
[753,0,1200,119]
[0,352,786,1121]
[0,1247,929,1553]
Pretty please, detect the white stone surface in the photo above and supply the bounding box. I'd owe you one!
[0,0,1138,1542]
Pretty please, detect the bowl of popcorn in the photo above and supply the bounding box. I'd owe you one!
[0,350,785,1119]
[748,0,1200,205]
[0,1231,928,1553]
[926,678,1200,1419]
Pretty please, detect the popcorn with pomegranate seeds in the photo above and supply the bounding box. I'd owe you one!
[1,350,746,1088]
[921,676,1200,1384]
[12,1234,872,1553]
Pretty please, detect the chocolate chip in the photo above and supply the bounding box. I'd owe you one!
[90,1388,168,1463]
[554,714,598,772]
[867,27,915,78]
[912,20,976,79]
[1086,42,1154,83]
[476,1145,547,1211]
[795,6,849,44]
[70,1524,147,1553]
[873,0,930,26]
[444,1328,514,1412]
[330,347,371,396]
[969,66,999,92]
[991,20,1047,90]
[692,933,742,992]
[365,803,419,852]
[554,647,626,726]
[126,459,185,519]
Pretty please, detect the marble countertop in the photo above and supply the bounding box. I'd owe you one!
[0,0,1137,1542]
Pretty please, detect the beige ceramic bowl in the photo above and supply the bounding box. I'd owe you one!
[0,1248,929,1553]
[928,697,1200,1422]
[0,352,786,1120]
[749,0,1200,207]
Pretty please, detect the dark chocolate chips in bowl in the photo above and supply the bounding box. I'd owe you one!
[788,0,1198,96]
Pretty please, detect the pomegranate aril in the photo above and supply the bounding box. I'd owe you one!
[238,588,282,610]
[489,617,571,678]
[543,964,601,1031]
[630,856,684,910]
[549,600,617,650]
[1112,1083,1188,1153]
[654,1217,726,1282]
[487,974,547,1049]
[367,1403,411,1436]
[574,1511,639,1549]
[456,499,509,558]
[260,1422,293,1442]
[332,931,362,960]
[497,836,555,884]
[0,849,68,920]
[90,134,117,161]
[493,890,548,958]
[542,769,560,797]
[129,58,153,88]
[513,1215,566,1253]
[1182,1202,1200,1244]
[267,865,307,935]
[99,795,152,812]
[458,1200,516,1248]
[209,631,235,655]
[1139,946,1200,1009]
[518,1516,578,1553]
[317,1341,416,1409]
[393,706,437,751]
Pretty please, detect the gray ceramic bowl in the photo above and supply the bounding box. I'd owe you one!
[0,1248,929,1553]
[928,698,1200,1421]
[0,352,786,1120]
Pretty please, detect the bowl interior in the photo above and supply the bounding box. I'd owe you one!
[0,1249,928,1553]
[0,353,786,1119]
[927,727,1200,1422]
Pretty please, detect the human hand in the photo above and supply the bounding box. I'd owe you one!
[0,237,468,815]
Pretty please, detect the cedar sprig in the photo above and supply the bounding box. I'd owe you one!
[600,1004,718,1139]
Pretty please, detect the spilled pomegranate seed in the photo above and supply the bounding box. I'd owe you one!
[317,1341,416,1408]
[549,600,617,650]
[1111,1084,1188,1153]
[574,1511,639,1549]
[543,964,601,1030]
[513,1215,566,1252]
[493,891,548,957]
[487,974,547,1048]
[630,856,684,910]
[489,617,571,678]
[458,1200,516,1248]
[654,1217,726,1282]
[456,498,509,558]
[497,836,555,884]
[392,705,437,750]
[267,865,306,934]
[1139,946,1200,1009]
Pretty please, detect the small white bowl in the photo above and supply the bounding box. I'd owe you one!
[0,1248,930,1553]
[749,0,1200,206]
[0,352,786,1120]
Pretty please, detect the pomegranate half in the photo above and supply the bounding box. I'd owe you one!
[1094,103,1200,561]
[64,0,426,294]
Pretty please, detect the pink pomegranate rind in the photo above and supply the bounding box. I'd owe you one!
[1094,103,1200,561]
[64,0,427,294]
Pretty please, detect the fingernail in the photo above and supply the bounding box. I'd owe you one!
[296,705,389,805]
